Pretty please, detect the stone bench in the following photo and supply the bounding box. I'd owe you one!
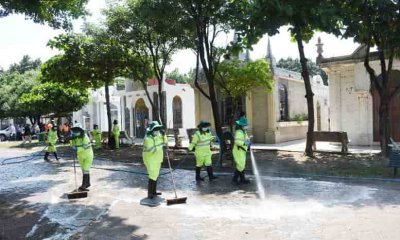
[312,131,349,153]
[167,128,184,148]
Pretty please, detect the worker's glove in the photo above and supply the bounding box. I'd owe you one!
[215,136,220,143]
[71,146,77,151]
[160,130,165,136]
[245,140,251,148]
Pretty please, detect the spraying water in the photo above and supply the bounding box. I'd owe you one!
[250,150,266,200]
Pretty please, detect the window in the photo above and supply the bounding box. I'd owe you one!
[173,96,183,129]
[279,84,289,121]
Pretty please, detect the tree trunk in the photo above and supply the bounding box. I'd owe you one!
[295,28,315,156]
[29,116,35,125]
[207,79,223,138]
[157,79,166,126]
[140,79,157,121]
[104,81,113,147]
[379,93,391,157]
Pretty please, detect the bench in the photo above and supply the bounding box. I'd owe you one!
[312,131,349,153]
[388,138,400,176]
[167,128,184,148]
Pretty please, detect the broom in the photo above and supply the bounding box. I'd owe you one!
[165,124,187,205]
[67,150,87,199]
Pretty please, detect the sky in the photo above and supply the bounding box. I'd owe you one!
[0,0,359,73]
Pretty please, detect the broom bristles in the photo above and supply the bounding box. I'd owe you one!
[166,197,187,205]
[67,191,88,199]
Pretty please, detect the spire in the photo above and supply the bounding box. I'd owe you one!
[266,37,276,74]
[316,37,324,64]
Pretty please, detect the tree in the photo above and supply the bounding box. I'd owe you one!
[42,25,136,143]
[8,55,41,74]
[340,0,400,156]
[173,0,242,139]
[18,82,88,123]
[235,0,341,156]
[0,0,88,29]
[216,59,273,129]
[277,57,328,85]
[0,70,39,120]
[166,69,193,84]
[105,0,186,126]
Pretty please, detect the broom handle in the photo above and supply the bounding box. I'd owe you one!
[166,121,178,198]
[166,145,178,198]
[73,150,78,190]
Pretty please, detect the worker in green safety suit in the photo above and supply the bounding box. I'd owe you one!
[91,124,102,149]
[232,116,251,185]
[189,121,218,181]
[44,125,59,161]
[112,120,120,149]
[142,121,167,200]
[70,123,94,191]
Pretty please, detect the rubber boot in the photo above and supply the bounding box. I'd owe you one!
[206,166,218,180]
[153,179,161,196]
[44,152,50,162]
[239,171,250,184]
[84,174,91,189]
[53,152,59,161]
[147,179,155,199]
[79,174,90,191]
[232,169,240,185]
[195,167,204,181]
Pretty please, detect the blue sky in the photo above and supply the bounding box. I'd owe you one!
[0,0,359,73]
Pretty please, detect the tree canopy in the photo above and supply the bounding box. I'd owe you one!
[217,59,273,98]
[8,55,41,74]
[105,0,188,125]
[19,82,88,118]
[166,69,193,84]
[42,24,137,139]
[277,57,328,85]
[0,0,88,29]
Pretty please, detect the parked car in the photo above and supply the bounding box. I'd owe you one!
[0,127,11,141]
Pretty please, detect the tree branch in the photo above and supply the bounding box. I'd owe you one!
[364,39,381,94]
[194,52,211,100]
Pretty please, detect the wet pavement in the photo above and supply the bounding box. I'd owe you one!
[1,147,400,240]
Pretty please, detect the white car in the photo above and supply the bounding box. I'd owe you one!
[0,127,11,141]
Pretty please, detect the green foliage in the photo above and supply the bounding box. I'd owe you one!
[8,55,41,74]
[166,69,193,84]
[217,59,273,98]
[18,82,88,117]
[42,24,139,135]
[292,114,308,124]
[0,0,88,29]
[105,0,188,124]
[43,24,136,88]
[277,57,328,85]
[0,70,39,118]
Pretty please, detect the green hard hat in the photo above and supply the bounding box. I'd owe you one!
[146,121,163,132]
[197,120,211,128]
[235,116,248,126]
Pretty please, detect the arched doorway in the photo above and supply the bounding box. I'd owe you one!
[373,70,400,141]
[134,98,149,138]
[173,96,183,129]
